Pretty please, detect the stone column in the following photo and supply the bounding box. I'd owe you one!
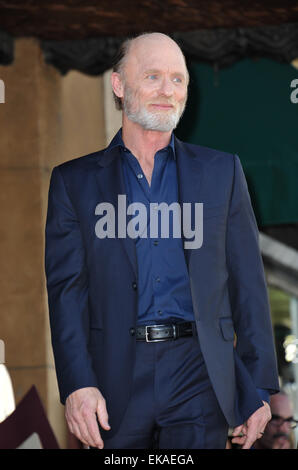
[0,38,106,448]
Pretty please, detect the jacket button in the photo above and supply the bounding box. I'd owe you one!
[130,327,135,336]
[132,281,137,290]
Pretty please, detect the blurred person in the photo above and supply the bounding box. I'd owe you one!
[45,32,279,450]
[254,391,297,449]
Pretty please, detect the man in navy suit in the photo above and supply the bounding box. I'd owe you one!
[45,32,279,449]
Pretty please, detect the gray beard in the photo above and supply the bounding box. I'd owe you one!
[123,86,186,132]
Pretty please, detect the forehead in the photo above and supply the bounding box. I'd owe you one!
[126,37,187,76]
[271,395,293,416]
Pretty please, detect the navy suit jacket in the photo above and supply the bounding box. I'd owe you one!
[45,135,279,438]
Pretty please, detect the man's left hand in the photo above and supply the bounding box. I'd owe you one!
[231,401,271,449]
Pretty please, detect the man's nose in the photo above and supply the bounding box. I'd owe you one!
[159,77,174,96]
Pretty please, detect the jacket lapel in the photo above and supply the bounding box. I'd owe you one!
[174,137,205,268]
[95,146,138,279]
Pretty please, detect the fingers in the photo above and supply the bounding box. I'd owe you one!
[65,387,110,449]
[231,424,247,446]
[232,425,244,436]
[65,406,91,447]
[231,426,265,448]
[241,427,265,449]
[97,396,111,432]
[83,410,105,448]
[232,402,271,449]
[232,427,262,449]
[241,425,258,449]
[66,406,104,448]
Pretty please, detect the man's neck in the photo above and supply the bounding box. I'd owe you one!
[121,117,172,164]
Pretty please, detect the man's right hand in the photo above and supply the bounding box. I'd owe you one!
[65,387,110,449]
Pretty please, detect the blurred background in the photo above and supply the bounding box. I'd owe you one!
[0,0,298,449]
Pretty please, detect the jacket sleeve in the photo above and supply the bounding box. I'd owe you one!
[45,166,99,404]
[226,154,279,394]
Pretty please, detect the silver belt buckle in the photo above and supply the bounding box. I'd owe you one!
[145,324,176,343]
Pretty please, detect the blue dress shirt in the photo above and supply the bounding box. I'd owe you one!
[108,129,195,327]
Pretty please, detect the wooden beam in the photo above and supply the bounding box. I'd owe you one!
[0,0,297,40]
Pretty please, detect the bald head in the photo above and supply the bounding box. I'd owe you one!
[127,33,187,68]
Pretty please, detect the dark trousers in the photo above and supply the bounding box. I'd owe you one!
[103,333,229,449]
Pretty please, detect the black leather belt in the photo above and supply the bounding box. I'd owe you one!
[135,322,195,342]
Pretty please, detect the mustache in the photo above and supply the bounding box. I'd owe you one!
[273,432,290,439]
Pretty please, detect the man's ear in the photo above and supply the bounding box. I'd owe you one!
[111,72,124,100]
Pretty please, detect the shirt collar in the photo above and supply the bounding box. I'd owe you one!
[105,128,176,160]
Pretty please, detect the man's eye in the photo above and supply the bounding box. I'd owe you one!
[173,77,182,83]
[148,75,158,80]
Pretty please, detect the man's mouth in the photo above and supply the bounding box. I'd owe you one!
[149,103,174,109]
